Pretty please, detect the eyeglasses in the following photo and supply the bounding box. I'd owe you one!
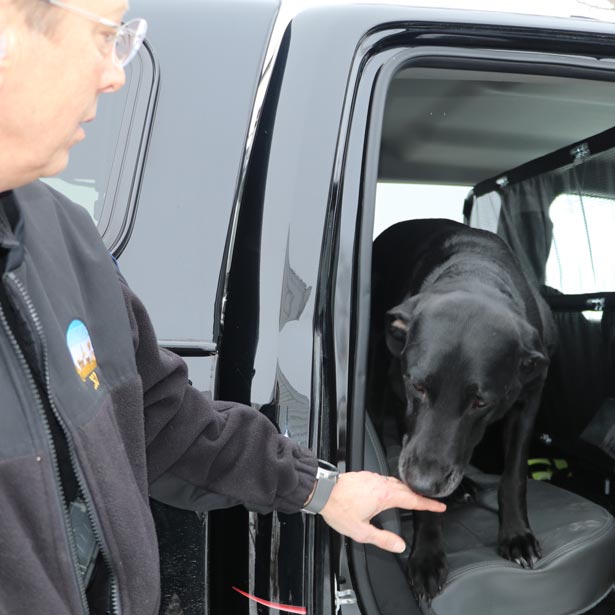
[46,0,147,67]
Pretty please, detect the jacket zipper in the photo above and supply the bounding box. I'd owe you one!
[0,295,91,613]
[6,272,121,615]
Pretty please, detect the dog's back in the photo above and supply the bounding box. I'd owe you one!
[370,219,556,355]
[368,219,556,439]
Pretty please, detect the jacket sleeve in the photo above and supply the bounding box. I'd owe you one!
[119,275,318,514]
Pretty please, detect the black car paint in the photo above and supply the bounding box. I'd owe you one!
[60,1,615,613]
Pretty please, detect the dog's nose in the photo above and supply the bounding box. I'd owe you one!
[403,461,461,498]
[403,469,443,498]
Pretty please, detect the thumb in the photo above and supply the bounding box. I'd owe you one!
[360,524,406,554]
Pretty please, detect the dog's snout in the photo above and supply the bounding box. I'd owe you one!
[399,452,462,498]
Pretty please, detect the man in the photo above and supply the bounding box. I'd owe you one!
[0,1,445,613]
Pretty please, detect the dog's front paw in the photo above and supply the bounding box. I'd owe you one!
[497,530,542,569]
[407,547,449,604]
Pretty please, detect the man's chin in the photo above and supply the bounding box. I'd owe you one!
[76,125,86,141]
[2,145,73,191]
[40,152,71,181]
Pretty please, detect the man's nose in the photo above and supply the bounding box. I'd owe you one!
[100,60,126,94]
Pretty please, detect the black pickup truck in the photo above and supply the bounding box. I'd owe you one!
[49,1,615,614]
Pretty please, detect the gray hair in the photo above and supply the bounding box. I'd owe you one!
[11,0,60,33]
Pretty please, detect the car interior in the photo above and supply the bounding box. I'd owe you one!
[360,63,615,615]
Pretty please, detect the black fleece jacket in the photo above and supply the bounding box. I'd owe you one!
[0,182,317,615]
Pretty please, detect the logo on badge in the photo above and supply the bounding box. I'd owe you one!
[66,320,100,390]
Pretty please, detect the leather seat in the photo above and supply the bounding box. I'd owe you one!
[364,417,615,615]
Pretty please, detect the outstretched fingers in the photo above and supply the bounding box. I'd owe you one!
[319,472,446,554]
[381,477,446,513]
[356,523,408,554]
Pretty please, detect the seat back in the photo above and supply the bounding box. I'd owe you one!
[365,414,402,535]
[540,292,615,472]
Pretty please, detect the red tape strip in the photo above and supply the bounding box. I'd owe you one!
[232,586,307,614]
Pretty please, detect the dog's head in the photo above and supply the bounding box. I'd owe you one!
[386,291,548,498]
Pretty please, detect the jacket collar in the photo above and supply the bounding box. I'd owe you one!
[0,191,25,271]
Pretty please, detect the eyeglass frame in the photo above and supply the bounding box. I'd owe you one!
[45,0,147,67]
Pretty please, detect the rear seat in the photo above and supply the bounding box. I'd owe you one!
[539,291,615,477]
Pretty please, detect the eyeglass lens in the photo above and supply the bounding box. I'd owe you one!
[115,18,147,67]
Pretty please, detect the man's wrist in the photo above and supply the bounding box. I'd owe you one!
[301,460,339,514]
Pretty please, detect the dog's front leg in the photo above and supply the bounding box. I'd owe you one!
[407,510,448,604]
[497,394,543,568]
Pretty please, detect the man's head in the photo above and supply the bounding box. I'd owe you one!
[0,0,145,191]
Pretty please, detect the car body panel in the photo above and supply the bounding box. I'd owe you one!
[53,1,615,613]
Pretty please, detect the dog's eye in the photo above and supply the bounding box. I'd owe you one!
[472,397,486,409]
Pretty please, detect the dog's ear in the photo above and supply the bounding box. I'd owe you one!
[385,306,412,357]
[518,321,549,383]
[519,350,548,380]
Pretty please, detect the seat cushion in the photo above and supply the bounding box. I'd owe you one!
[364,416,615,614]
[406,473,615,615]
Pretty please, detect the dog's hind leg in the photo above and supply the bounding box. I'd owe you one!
[497,389,544,568]
[407,510,448,605]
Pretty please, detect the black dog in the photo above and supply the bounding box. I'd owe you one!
[368,219,556,602]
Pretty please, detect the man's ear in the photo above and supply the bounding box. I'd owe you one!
[385,306,412,357]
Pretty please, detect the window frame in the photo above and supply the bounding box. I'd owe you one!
[45,40,159,255]
[346,42,615,503]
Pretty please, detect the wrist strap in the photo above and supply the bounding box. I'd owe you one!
[302,461,339,515]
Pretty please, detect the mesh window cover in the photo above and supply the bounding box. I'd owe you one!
[466,129,615,295]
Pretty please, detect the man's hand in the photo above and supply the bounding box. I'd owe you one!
[319,471,446,554]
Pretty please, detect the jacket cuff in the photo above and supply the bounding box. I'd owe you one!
[272,443,318,513]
